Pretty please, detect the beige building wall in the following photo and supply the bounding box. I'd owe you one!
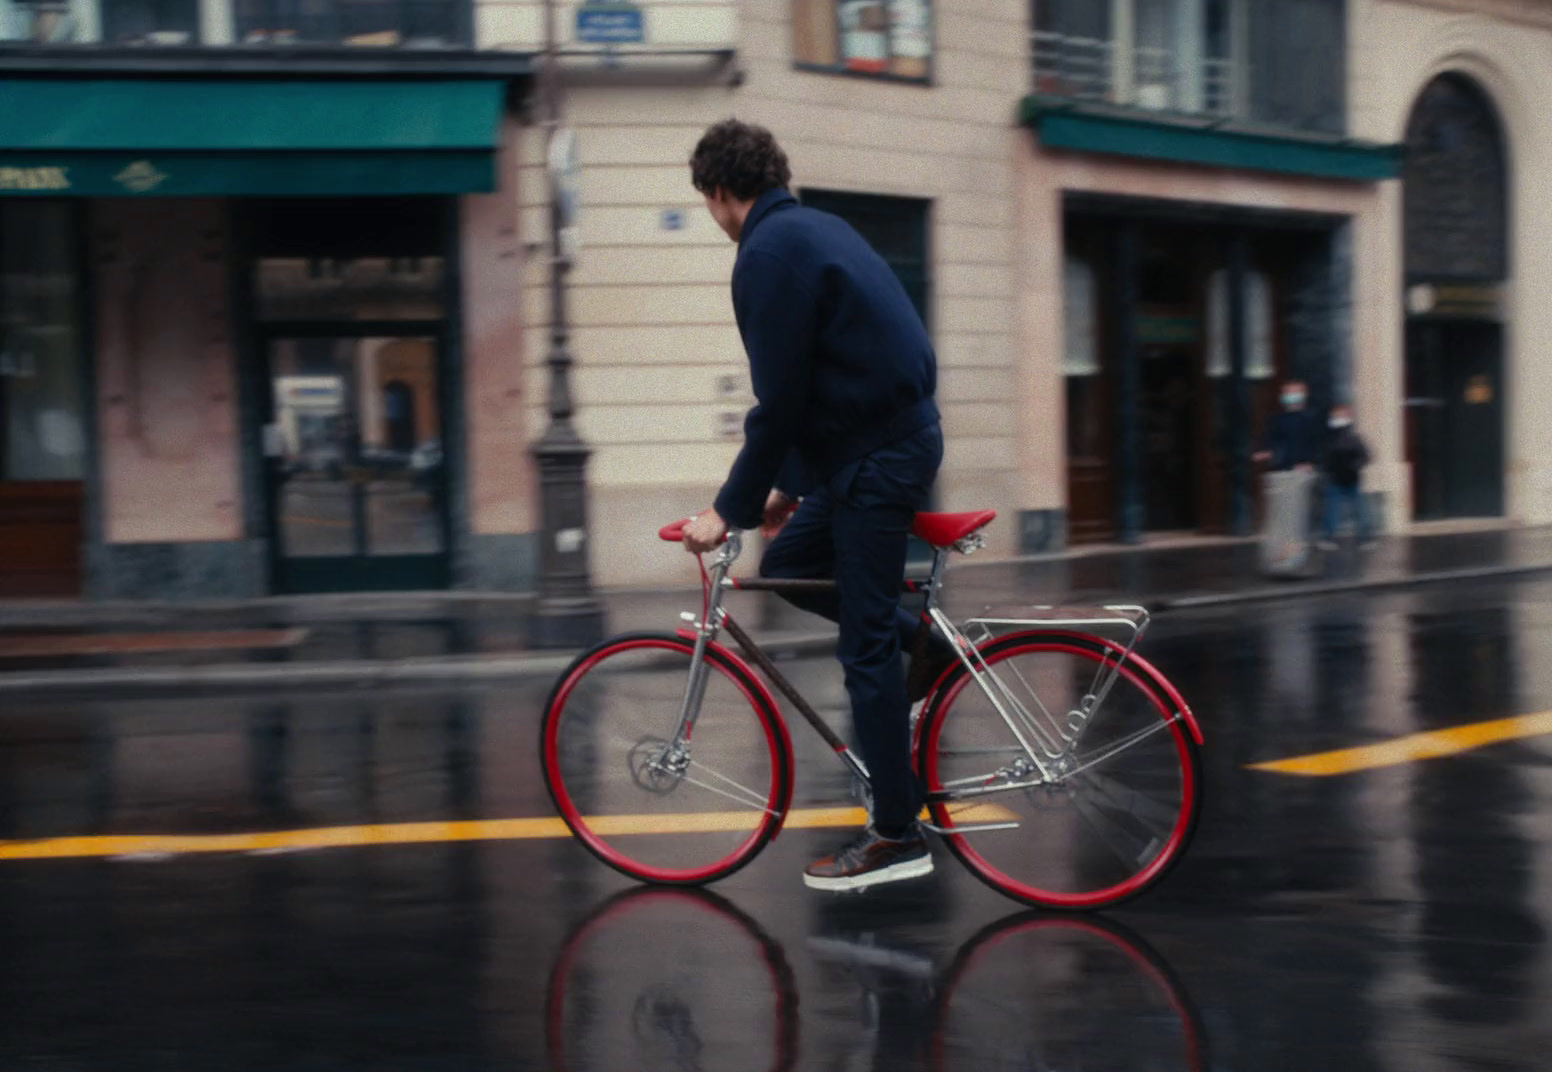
[472,0,1552,590]
[485,0,1026,586]
[1349,0,1552,526]
[463,117,538,547]
[92,199,242,545]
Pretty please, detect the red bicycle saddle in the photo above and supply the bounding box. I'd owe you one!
[912,510,997,547]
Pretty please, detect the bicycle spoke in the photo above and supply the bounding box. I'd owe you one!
[1063,718,1174,780]
[683,759,779,814]
[1075,766,1178,834]
[1071,791,1157,873]
[599,731,773,812]
[997,659,1065,741]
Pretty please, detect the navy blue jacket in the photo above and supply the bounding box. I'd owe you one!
[713,189,939,530]
[1263,410,1319,471]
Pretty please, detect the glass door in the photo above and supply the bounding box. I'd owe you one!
[246,197,452,594]
[266,333,447,592]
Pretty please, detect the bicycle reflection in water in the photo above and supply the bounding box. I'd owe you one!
[545,887,1207,1072]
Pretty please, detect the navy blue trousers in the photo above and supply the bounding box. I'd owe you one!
[759,424,944,833]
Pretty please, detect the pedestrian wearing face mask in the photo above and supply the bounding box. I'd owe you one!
[1253,380,1319,471]
[1255,380,1321,577]
[1319,405,1375,551]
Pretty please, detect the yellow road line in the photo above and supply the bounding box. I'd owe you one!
[0,803,1016,862]
[1252,709,1552,777]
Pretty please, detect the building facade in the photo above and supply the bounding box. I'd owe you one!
[0,0,545,598]
[545,0,1545,587]
[0,0,1543,598]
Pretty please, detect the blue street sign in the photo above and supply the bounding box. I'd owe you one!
[576,3,645,44]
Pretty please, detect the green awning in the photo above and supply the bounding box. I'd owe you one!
[1022,97,1403,182]
[0,79,506,196]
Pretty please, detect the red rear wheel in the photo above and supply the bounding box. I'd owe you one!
[919,632,1201,909]
[542,633,793,885]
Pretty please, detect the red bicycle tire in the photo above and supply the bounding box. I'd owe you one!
[541,632,794,885]
[918,631,1203,910]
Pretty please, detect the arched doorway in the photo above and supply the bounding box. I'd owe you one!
[1403,74,1509,520]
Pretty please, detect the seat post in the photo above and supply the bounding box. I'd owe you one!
[921,546,950,613]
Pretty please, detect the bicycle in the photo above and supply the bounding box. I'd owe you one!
[540,509,1205,909]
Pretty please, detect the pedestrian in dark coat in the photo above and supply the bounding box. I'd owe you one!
[1319,405,1375,550]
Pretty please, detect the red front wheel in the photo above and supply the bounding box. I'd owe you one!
[541,633,794,885]
[919,632,1202,910]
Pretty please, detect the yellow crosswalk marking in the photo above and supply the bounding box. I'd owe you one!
[1251,709,1552,776]
[0,803,1018,862]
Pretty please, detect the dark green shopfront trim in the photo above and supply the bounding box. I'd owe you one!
[0,151,494,196]
[1022,97,1403,182]
[0,79,505,196]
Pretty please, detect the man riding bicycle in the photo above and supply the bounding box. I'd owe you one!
[680,119,951,891]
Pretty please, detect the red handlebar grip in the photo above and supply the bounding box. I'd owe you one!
[659,519,691,542]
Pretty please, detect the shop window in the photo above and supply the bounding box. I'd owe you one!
[1404,74,1507,284]
[1206,269,1273,380]
[0,0,88,42]
[1063,255,1104,459]
[102,0,198,43]
[0,203,86,482]
[235,0,468,46]
[0,0,198,43]
[793,0,932,83]
[257,257,446,321]
[251,199,447,322]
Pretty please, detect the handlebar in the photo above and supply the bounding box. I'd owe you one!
[658,517,733,546]
[658,519,691,542]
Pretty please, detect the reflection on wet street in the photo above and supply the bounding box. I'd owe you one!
[8,577,1552,1068]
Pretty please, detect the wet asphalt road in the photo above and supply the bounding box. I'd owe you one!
[6,577,1552,1069]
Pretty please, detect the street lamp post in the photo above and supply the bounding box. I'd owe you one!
[529,0,605,649]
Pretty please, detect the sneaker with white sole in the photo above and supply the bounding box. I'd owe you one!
[803,825,933,892]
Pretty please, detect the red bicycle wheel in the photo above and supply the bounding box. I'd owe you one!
[919,631,1202,909]
[542,632,794,885]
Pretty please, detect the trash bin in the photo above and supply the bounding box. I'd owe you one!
[1259,469,1317,578]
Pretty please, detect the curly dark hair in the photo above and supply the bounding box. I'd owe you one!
[689,119,792,201]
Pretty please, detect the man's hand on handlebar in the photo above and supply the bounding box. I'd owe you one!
[683,509,730,554]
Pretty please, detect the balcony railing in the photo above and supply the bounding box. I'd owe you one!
[1031,31,1113,102]
[0,0,469,46]
[1033,30,1240,120]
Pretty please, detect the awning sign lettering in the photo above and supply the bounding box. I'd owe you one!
[0,167,70,191]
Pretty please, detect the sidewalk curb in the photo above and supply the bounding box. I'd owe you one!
[2,560,1549,699]
[0,630,841,700]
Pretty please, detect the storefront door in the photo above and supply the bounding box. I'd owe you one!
[264,332,447,592]
[247,197,453,593]
[1140,344,1199,532]
[1406,320,1505,520]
